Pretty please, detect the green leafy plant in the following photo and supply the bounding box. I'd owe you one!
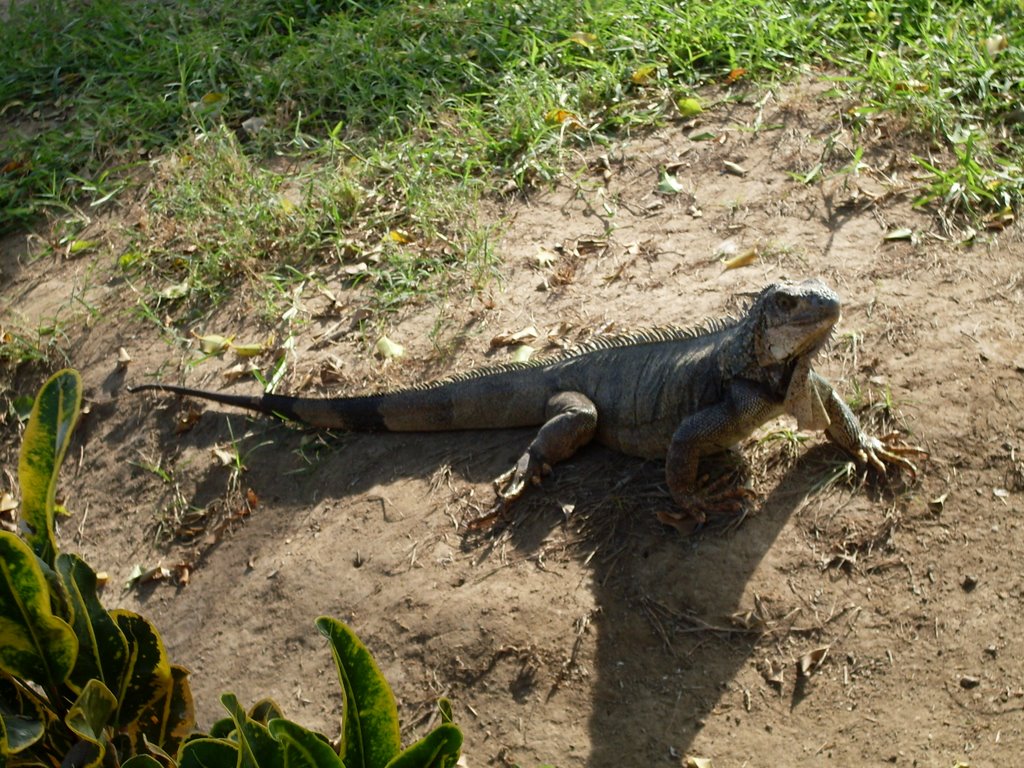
[2,368,193,767]
[180,622,462,768]
[914,132,1024,221]
[1,369,463,768]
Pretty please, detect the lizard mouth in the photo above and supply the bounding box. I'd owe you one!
[763,315,838,364]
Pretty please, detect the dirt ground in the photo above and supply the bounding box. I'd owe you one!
[3,80,1024,767]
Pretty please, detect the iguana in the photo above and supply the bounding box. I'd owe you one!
[129,278,922,530]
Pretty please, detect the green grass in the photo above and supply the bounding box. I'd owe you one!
[2,0,1023,323]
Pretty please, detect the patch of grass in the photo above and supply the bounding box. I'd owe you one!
[841,377,906,435]
[0,301,85,414]
[3,0,1023,318]
[914,132,1024,224]
[0,321,68,368]
[835,1,1024,224]
[122,126,362,320]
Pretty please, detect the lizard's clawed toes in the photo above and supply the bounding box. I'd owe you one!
[660,482,756,535]
[464,452,550,532]
[493,451,549,503]
[862,432,928,481]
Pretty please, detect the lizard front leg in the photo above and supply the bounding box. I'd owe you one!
[811,372,926,477]
[660,380,783,532]
[494,391,598,501]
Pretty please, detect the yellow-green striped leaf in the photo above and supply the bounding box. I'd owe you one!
[178,737,239,768]
[0,532,78,690]
[0,673,47,754]
[209,717,235,739]
[18,369,81,567]
[436,699,453,726]
[268,718,344,768]
[63,678,117,768]
[315,617,400,768]
[110,611,172,729]
[221,693,283,768]
[382,724,461,768]
[249,698,285,725]
[122,756,164,768]
[127,664,195,756]
[56,553,128,693]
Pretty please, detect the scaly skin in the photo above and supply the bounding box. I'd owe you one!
[130,279,925,530]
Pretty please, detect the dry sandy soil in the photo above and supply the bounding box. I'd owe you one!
[3,80,1024,767]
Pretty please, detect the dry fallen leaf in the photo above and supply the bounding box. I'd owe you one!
[198,91,227,107]
[984,34,1009,57]
[722,160,747,177]
[534,247,558,269]
[211,445,236,467]
[630,64,655,84]
[630,63,658,85]
[222,361,258,383]
[657,170,685,195]
[761,658,785,691]
[545,108,583,128]
[193,332,234,355]
[983,206,1014,230]
[241,115,267,135]
[894,79,929,93]
[510,345,534,363]
[724,67,747,84]
[797,645,830,678]
[175,564,191,586]
[158,280,190,301]
[0,492,18,513]
[721,247,758,272]
[68,239,99,256]
[567,31,597,49]
[375,335,405,360]
[491,326,541,348]
[676,96,702,117]
[174,406,203,434]
[127,563,171,589]
[929,492,949,513]
[231,342,266,358]
[884,227,914,241]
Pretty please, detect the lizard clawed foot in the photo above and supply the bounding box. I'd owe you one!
[464,451,551,533]
[858,431,928,481]
[493,449,550,503]
[660,474,757,535]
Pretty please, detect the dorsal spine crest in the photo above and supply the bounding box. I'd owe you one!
[396,317,742,394]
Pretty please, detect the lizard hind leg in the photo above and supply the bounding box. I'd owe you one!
[493,391,598,505]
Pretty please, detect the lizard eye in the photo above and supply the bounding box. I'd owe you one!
[775,293,797,311]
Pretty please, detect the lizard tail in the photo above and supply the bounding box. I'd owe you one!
[127,383,300,420]
[127,382,388,430]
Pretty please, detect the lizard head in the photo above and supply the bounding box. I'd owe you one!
[753,278,841,367]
